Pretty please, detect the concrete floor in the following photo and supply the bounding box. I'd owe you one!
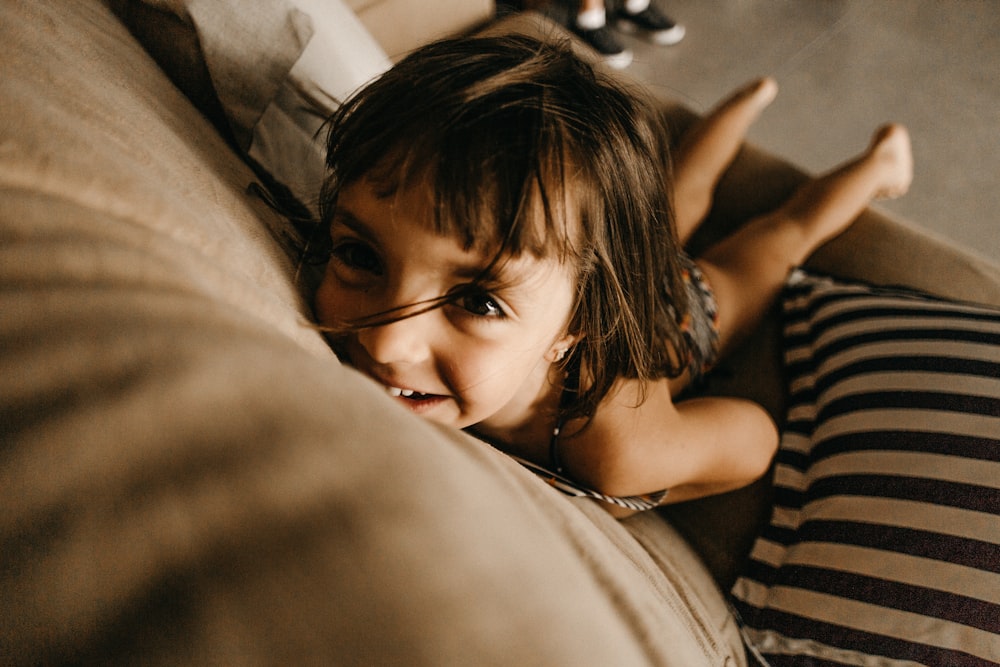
[591,1,999,263]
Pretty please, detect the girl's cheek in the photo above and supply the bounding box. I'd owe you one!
[313,278,338,325]
[315,279,363,332]
[455,344,521,392]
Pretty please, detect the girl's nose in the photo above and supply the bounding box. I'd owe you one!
[356,313,433,366]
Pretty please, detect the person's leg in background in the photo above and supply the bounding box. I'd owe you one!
[572,0,634,69]
[571,0,684,69]
[615,0,685,46]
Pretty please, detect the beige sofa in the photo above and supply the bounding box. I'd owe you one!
[3,0,997,664]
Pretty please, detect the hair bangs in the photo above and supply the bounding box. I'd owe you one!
[314,35,693,422]
[320,36,593,264]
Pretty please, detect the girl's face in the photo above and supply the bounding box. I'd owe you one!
[314,178,580,431]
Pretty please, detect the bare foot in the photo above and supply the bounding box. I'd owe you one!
[718,76,779,117]
[682,77,778,154]
[736,122,913,262]
[868,123,913,200]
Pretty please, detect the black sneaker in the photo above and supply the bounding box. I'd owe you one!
[616,6,686,45]
[571,24,633,69]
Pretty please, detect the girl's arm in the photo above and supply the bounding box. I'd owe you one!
[560,378,778,510]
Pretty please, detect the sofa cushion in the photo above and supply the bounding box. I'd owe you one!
[1,2,748,664]
[731,270,1000,665]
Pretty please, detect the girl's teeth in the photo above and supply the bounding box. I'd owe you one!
[387,386,416,398]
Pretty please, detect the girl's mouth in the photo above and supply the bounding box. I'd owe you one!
[384,385,447,413]
[386,386,431,400]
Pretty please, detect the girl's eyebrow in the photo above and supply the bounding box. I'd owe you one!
[330,206,377,243]
[333,204,507,283]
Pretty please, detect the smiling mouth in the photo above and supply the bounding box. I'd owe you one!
[385,386,434,400]
[382,384,450,415]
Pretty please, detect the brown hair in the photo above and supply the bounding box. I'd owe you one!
[315,34,690,422]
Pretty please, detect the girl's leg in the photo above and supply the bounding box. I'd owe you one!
[697,123,913,352]
[672,77,778,244]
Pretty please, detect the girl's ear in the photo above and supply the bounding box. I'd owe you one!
[545,332,584,363]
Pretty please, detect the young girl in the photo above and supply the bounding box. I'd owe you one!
[311,34,912,515]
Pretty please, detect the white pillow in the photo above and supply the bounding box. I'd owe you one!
[248,0,391,210]
[127,0,391,211]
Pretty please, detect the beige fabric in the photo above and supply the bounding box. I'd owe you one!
[0,1,744,664]
[6,2,322,357]
[125,0,314,152]
[114,0,392,210]
[347,0,495,60]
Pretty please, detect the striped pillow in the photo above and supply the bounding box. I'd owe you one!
[731,270,1000,666]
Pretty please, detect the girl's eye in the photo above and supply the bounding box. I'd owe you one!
[330,241,382,275]
[456,288,506,319]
